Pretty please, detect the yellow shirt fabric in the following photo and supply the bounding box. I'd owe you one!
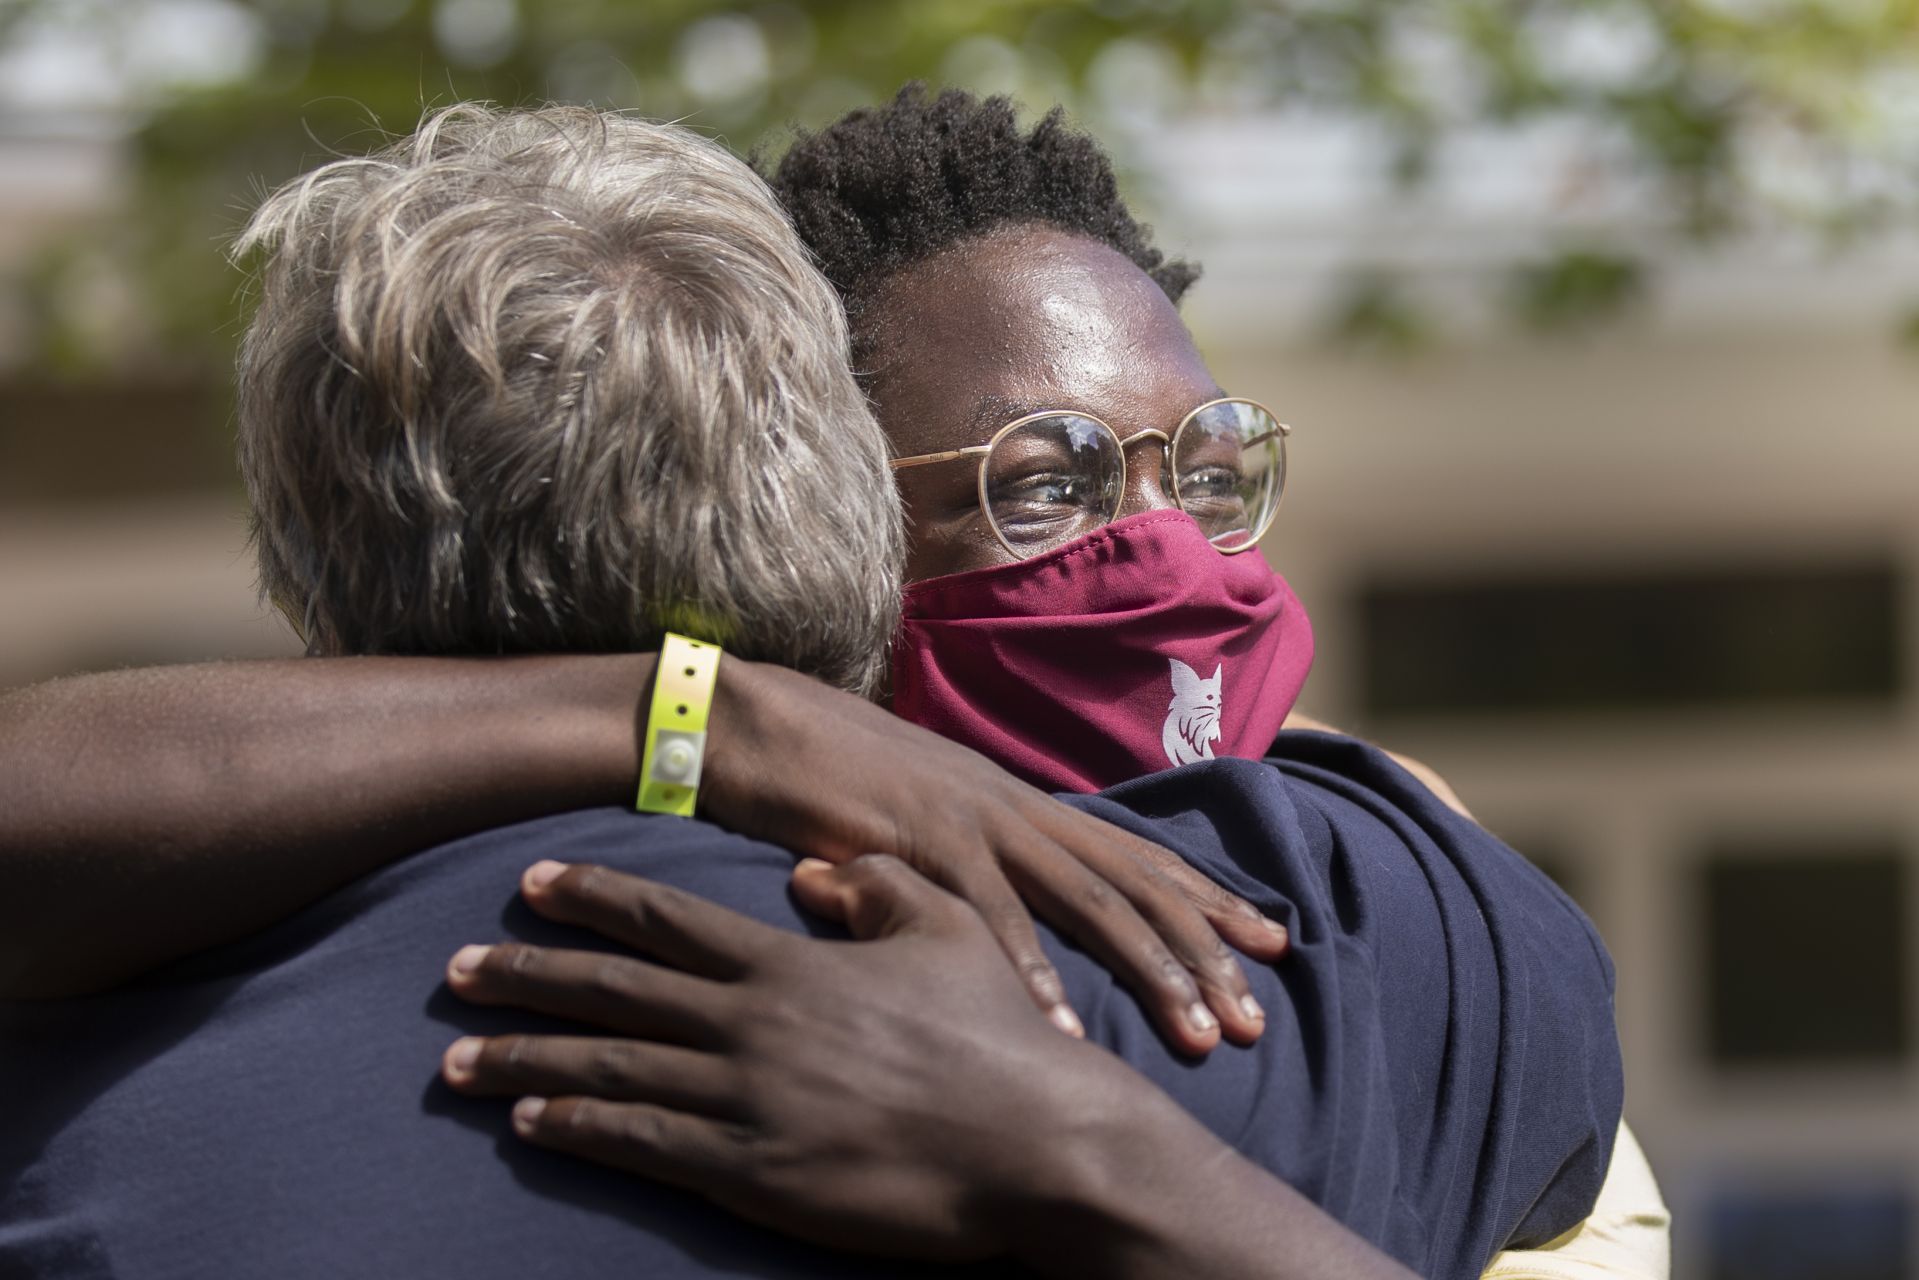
[1482,1120,1671,1280]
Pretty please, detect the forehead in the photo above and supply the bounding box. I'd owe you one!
[866,224,1219,454]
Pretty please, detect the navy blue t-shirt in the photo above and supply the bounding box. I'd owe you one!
[0,734,1621,1280]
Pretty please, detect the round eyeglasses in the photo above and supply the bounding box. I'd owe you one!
[889,397,1290,560]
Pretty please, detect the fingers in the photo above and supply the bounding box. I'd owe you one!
[935,857,1087,1039]
[1061,839,1269,1047]
[1082,854,1268,1049]
[1024,806,1281,1045]
[518,861,784,980]
[441,1034,739,1117]
[444,941,731,1046]
[993,837,1249,1056]
[789,855,949,939]
[791,855,1086,1039]
[1045,808,1290,963]
[1130,841,1291,961]
[507,1095,749,1196]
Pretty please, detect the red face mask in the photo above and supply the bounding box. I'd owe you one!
[890,510,1315,794]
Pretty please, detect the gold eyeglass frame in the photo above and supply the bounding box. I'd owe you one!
[888,396,1291,560]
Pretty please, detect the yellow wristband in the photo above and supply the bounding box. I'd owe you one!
[636,632,721,816]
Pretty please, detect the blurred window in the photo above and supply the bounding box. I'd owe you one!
[1705,1182,1910,1280]
[1699,840,1909,1067]
[1355,562,1901,717]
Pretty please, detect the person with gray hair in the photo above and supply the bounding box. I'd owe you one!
[235,104,899,692]
[0,101,1645,1279]
[0,102,1419,1279]
[2,102,1285,1053]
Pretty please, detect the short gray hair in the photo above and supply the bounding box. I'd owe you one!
[234,103,902,696]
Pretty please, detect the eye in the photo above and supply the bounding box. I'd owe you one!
[995,470,1101,517]
[1177,463,1243,499]
[1172,431,1246,500]
[986,465,1117,551]
[981,413,1124,550]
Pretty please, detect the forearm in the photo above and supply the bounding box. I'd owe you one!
[1021,1070,1419,1280]
[0,654,661,998]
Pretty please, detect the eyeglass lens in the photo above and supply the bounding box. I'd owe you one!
[982,402,1284,557]
[981,414,1126,554]
[1173,399,1285,553]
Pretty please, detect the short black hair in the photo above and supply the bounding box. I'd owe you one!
[763,84,1199,337]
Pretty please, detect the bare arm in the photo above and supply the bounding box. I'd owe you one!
[1031,1085,1422,1280]
[0,657,1286,1058]
[0,655,646,998]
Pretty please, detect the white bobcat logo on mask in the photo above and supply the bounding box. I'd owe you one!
[1161,659,1223,767]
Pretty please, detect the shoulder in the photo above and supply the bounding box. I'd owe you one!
[137,809,821,992]
[419,807,798,894]
[356,807,825,943]
[1268,733,1603,947]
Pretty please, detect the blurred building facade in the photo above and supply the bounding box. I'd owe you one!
[1168,117,1919,1280]
[3,92,1917,1280]
[0,107,301,683]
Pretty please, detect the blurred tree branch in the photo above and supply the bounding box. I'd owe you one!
[4,0,1916,373]
[0,0,50,45]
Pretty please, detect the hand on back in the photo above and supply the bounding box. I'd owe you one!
[439,856,1167,1262]
[707,659,1288,1054]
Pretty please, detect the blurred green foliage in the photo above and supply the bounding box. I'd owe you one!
[1510,250,1647,333]
[5,0,1917,372]
[1325,272,1434,356]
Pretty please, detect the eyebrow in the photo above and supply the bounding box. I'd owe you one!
[962,388,1234,445]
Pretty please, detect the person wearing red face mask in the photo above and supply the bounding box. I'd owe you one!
[0,94,1663,1279]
